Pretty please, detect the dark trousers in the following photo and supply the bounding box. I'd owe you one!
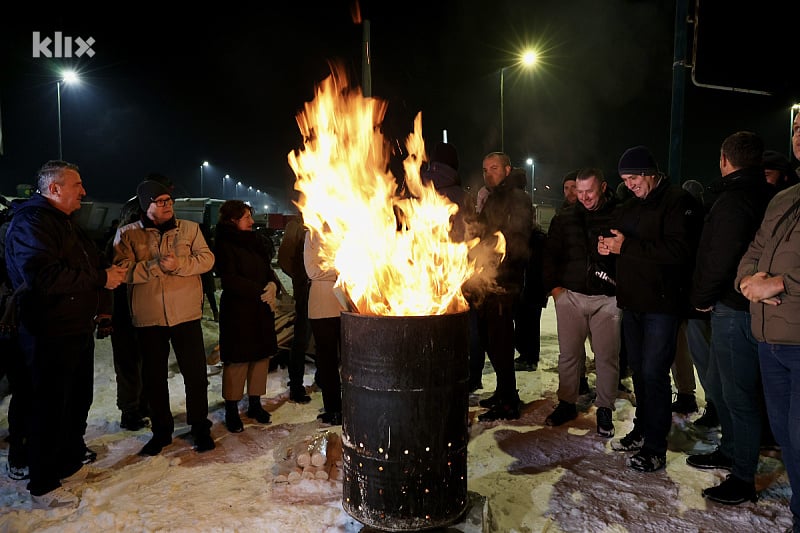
[623,310,680,456]
[513,298,543,365]
[475,293,518,400]
[136,320,210,438]
[309,316,341,413]
[468,307,485,388]
[111,321,147,417]
[2,336,31,468]
[288,279,311,389]
[18,327,94,495]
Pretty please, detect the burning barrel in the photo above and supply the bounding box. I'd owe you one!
[340,311,469,531]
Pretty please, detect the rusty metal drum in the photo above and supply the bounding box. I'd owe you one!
[340,311,469,531]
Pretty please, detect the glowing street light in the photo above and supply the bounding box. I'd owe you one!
[199,161,209,197]
[500,49,538,153]
[57,70,80,160]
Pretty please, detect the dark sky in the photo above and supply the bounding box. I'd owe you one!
[0,1,797,210]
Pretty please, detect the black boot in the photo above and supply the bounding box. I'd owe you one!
[289,385,311,404]
[247,396,271,424]
[225,400,244,433]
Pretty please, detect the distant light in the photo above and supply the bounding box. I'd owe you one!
[263,205,269,210]
[237,181,242,186]
[202,161,209,167]
[224,174,230,179]
[526,158,533,165]
[521,50,537,67]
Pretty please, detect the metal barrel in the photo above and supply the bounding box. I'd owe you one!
[340,311,469,531]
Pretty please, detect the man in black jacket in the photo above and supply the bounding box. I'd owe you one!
[543,168,621,437]
[599,146,702,472]
[471,152,533,421]
[687,131,774,504]
[5,161,127,508]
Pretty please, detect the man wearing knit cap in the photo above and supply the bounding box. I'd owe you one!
[560,170,579,212]
[114,178,216,456]
[599,145,702,472]
[762,150,799,192]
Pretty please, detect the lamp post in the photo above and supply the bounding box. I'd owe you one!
[56,70,79,160]
[222,174,230,198]
[236,181,242,197]
[526,158,535,202]
[500,49,538,153]
[199,161,209,197]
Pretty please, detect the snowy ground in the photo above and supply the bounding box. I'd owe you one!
[0,277,794,532]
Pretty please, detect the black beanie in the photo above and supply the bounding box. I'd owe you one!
[137,180,172,211]
[763,150,792,172]
[618,145,658,175]
[430,142,459,170]
[562,169,579,185]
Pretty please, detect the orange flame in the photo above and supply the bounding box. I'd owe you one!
[288,68,477,316]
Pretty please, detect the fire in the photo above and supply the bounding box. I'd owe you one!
[287,68,478,316]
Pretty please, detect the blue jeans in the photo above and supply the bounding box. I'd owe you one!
[686,317,711,392]
[759,342,800,528]
[623,311,680,456]
[706,303,761,481]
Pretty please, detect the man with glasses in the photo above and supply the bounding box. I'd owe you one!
[114,179,216,456]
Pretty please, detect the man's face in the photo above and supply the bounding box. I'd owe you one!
[764,169,781,186]
[563,179,577,205]
[793,113,800,162]
[50,169,85,214]
[621,173,658,199]
[146,194,174,224]
[482,155,510,188]
[576,176,606,211]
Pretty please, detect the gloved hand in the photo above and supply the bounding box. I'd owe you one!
[95,314,113,339]
[260,282,277,311]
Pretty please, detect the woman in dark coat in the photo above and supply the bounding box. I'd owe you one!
[214,200,279,432]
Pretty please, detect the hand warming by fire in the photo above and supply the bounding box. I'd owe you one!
[288,67,501,317]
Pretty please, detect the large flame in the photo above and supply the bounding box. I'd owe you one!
[287,68,477,316]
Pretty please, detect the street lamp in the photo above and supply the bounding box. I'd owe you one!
[223,174,230,197]
[236,181,242,197]
[199,161,209,197]
[500,49,538,153]
[56,70,79,160]
[526,158,535,202]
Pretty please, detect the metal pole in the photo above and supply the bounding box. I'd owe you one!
[500,67,505,153]
[199,164,204,197]
[57,81,63,160]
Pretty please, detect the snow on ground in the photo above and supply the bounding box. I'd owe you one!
[0,285,794,532]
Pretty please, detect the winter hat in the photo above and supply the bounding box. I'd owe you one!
[430,142,459,170]
[562,169,579,185]
[763,150,793,172]
[618,145,658,175]
[137,180,172,211]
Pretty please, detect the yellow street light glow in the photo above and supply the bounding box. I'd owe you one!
[521,50,537,67]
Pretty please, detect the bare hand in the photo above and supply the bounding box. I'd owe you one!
[260,281,277,310]
[104,265,127,290]
[159,253,178,273]
[740,272,784,303]
[598,229,624,256]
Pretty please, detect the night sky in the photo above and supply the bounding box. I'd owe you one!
[0,1,797,211]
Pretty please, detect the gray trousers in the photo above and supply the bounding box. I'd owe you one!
[554,290,621,409]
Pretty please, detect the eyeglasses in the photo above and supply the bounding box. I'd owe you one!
[152,198,174,207]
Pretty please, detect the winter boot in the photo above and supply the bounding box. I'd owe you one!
[225,400,244,433]
[247,396,271,424]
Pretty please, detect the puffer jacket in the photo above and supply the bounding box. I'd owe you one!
[736,183,800,344]
[5,194,110,336]
[114,217,214,327]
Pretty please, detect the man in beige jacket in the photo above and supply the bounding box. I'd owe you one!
[114,179,216,455]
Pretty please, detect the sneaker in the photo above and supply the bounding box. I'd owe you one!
[120,413,149,431]
[596,407,614,438]
[514,357,537,371]
[317,412,342,426]
[478,399,522,422]
[193,434,216,452]
[6,462,29,481]
[31,487,79,510]
[686,449,733,471]
[289,386,312,404]
[139,435,173,456]
[611,424,644,451]
[629,450,666,472]
[702,475,757,505]
[545,401,577,426]
[671,393,698,415]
